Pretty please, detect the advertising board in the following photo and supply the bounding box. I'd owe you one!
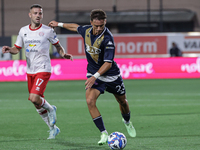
[0,57,200,82]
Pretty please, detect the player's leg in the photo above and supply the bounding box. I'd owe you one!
[114,93,136,137]
[36,107,50,128]
[28,72,57,127]
[29,93,59,139]
[86,88,108,145]
[47,124,60,139]
[45,105,60,140]
[106,76,136,137]
[27,73,59,139]
[27,74,49,126]
[30,94,54,112]
[36,107,60,139]
[27,74,52,129]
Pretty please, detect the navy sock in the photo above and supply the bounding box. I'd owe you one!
[93,116,106,132]
[122,112,130,122]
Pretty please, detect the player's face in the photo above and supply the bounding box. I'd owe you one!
[91,19,106,35]
[29,7,43,25]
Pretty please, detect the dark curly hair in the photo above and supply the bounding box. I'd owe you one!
[90,9,107,21]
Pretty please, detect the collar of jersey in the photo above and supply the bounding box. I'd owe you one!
[89,26,106,39]
[29,24,42,31]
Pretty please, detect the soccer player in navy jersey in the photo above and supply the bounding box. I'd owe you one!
[49,9,136,145]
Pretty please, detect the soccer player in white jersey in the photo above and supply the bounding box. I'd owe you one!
[2,4,73,139]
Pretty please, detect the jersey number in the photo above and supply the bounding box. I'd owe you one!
[116,83,125,94]
[36,78,44,86]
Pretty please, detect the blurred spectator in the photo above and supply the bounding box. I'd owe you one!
[170,42,182,57]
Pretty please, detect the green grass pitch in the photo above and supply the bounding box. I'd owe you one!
[0,78,200,150]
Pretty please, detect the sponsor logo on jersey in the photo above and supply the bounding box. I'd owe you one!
[86,44,101,54]
[29,44,36,47]
[106,46,114,49]
[25,40,41,44]
[30,50,38,52]
[26,49,38,52]
[86,44,101,63]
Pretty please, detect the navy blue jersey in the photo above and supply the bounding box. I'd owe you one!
[77,25,120,76]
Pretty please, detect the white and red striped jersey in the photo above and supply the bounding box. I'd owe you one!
[15,24,59,74]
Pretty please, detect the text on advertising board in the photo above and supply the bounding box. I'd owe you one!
[67,36,167,56]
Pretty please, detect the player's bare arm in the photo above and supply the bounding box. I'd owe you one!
[2,46,20,54]
[54,43,73,61]
[48,20,79,32]
[85,62,112,89]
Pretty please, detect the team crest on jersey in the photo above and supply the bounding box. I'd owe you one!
[39,32,44,36]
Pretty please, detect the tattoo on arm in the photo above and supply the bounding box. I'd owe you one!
[55,44,61,48]
[55,43,64,57]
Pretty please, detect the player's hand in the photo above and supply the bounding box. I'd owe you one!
[85,76,96,90]
[63,53,73,61]
[48,20,58,28]
[2,46,11,53]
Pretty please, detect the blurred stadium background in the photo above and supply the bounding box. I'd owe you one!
[0,0,200,81]
[1,0,200,36]
[1,0,200,56]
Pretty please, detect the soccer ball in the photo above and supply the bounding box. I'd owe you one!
[107,132,127,149]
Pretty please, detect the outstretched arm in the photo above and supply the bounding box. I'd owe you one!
[2,46,20,54]
[48,20,79,32]
[54,43,73,61]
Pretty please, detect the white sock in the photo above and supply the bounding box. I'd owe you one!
[40,97,53,112]
[36,107,50,128]
[124,120,130,124]
[101,130,108,135]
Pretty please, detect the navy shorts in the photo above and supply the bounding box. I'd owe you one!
[90,76,126,95]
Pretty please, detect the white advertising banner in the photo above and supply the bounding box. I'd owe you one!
[167,33,200,53]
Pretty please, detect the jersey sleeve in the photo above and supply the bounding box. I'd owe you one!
[48,28,59,45]
[14,28,24,49]
[77,26,85,38]
[103,37,115,63]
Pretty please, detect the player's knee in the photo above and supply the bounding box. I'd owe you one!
[29,94,40,104]
[86,98,96,107]
[118,99,127,106]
